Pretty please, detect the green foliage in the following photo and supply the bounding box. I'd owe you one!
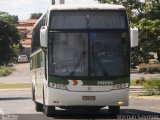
[10,44,23,58]
[0,12,18,24]
[137,18,160,60]
[30,13,42,19]
[143,78,160,95]
[0,66,15,76]
[0,11,21,65]
[98,0,160,68]
[130,80,137,86]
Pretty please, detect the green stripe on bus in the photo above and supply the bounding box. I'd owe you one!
[48,76,129,85]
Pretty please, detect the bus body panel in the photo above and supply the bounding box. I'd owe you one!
[30,49,45,104]
[31,68,45,104]
[45,87,129,106]
[48,3,125,11]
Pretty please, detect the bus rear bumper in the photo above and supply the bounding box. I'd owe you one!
[45,88,129,107]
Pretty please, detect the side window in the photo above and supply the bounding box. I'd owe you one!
[31,15,46,53]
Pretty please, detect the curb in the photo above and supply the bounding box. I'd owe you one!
[129,95,160,100]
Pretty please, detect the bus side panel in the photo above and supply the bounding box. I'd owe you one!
[30,49,45,104]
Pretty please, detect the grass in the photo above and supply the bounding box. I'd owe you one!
[130,77,146,86]
[130,80,137,86]
[0,66,16,76]
[143,78,160,95]
[131,77,160,96]
[0,83,31,89]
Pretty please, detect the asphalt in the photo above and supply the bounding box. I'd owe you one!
[0,63,31,84]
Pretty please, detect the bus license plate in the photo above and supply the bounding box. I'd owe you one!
[82,96,96,100]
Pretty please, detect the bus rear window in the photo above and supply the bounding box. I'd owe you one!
[50,11,126,29]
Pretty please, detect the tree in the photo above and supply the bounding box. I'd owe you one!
[30,13,42,19]
[0,12,21,65]
[98,0,160,67]
[137,18,160,62]
[135,1,160,63]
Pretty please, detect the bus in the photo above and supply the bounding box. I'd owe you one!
[30,3,138,116]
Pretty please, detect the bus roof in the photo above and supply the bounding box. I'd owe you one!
[33,3,126,29]
[48,3,126,11]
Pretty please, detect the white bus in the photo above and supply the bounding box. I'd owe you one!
[30,3,138,116]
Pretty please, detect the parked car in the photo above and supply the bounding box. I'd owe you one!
[18,55,28,63]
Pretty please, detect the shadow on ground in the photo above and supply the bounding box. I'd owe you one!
[0,97,31,101]
[16,109,160,120]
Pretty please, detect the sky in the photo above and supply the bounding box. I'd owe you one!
[0,0,98,20]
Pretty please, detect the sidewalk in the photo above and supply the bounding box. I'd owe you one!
[130,94,160,100]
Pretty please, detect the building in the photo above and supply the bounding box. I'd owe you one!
[16,19,38,57]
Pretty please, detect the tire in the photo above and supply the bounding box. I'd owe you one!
[108,106,120,115]
[82,106,102,111]
[44,105,55,117]
[35,102,43,112]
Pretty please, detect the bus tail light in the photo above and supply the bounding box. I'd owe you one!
[49,83,67,90]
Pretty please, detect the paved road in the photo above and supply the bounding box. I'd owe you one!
[0,63,31,84]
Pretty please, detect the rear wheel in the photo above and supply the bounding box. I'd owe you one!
[108,106,120,115]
